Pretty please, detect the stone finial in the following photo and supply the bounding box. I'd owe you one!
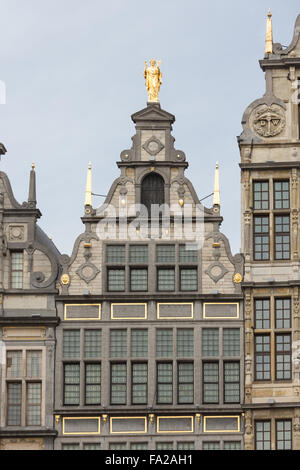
[265,8,273,55]
[28,162,37,206]
[213,162,220,206]
[84,162,92,208]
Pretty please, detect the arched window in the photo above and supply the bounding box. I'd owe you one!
[141,173,165,215]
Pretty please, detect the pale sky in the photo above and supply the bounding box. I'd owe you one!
[0,0,299,255]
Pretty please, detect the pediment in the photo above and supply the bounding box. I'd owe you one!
[131,104,175,124]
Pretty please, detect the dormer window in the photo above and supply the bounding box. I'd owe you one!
[141,173,164,215]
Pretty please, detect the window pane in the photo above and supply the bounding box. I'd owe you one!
[276,420,292,450]
[83,444,101,450]
[156,329,173,357]
[108,269,125,291]
[253,181,269,210]
[85,364,101,405]
[131,330,148,358]
[130,268,148,291]
[223,329,240,356]
[180,268,197,291]
[62,444,80,450]
[26,351,42,378]
[224,362,240,403]
[274,216,290,260]
[224,442,241,450]
[110,330,127,357]
[11,252,23,288]
[131,443,148,450]
[255,335,271,381]
[177,442,195,450]
[275,298,291,329]
[177,329,194,357]
[178,362,194,404]
[27,383,41,426]
[202,329,219,356]
[129,245,148,263]
[203,362,219,404]
[6,351,22,378]
[276,334,291,380]
[63,330,80,358]
[274,181,290,210]
[254,216,269,260]
[132,363,147,404]
[203,442,220,450]
[179,244,198,263]
[157,268,175,291]
[64,364,80,405]
[255,299,270,329]
[106,245,125,263]
[111,364,126,405]
[157,363,172,404]
[109,443,126,450]
[156,442,173,450]
[255,421,271,450]
[84,330,101,358]
[7,383,21,426]
[157,245,175,263]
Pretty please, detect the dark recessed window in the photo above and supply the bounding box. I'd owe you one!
[141,173,164,215]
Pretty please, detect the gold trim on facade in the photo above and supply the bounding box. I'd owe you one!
[62,417,101,435]
[109,416,148,434]
[156,416,194,434]
[64,303,101,321]
[203,415,241,433]
[110,303,148,320]
[203,302,240,320]
[157,302,194,320]
[2,326,46,340]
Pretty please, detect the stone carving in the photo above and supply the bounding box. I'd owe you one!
[205,261,229,283]
[142,135,164,157]
[8,225,25,241]
[76,244,100,284]
[250,104,285,138]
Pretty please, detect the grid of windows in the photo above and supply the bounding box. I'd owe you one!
[224,362,240,403]
[275,334,291,380]
[110,330,127,357]
[157,268,175,291]
[84,330,101,358]
[178,362,194,404]
[132,363,148,404]
[85,364,101,405]
[223,329,240,356]
[130,268,148,291]
[203,362,219,404]
[64,364,80,405]
[202,329,219,356]
[276,420,292,450]
[11,252,23,289]
[275,299,291,329]
[255,299,270,329]
[107,268,125,291]
[177,329,194,357]
[129,245,148,263]
[180,268,197,291]
[253,181,269,210]
[255,421,271,450]
[157,363,173,404]
[156,329,173,357]
[106,245,125,263]
[255,335,271,381]
[156,245,175,263]
[131,330,148,358]
[274,181,290,210]
[111,363,126,405]
[63,330,80,358]
[274,215,290,260]
[254,216,270,260]
[179,245,198,263]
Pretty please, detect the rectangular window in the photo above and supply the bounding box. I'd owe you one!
[255,335,271,381]
[177,329,194,357]
[129,245,148,264]
[178,362,194,404]
[156,245,175,263]
[157,268,175,291]
[26,382,41,426]
[179,244,198,263]
[180,268,198,291]
[253,181,269,210]
[111,363,126,405]
[255,299,270,329]
[224,442,241,450]
[275,298,291,329]
[275,334,291,380]
[157,363,173,404]
[274,181,290,210]
[107,268,125,292]
[132,363,148,404]
[110,330,127,358]
[11,252,23,289]
[84,330,101,359]
[131,330,148,358]
[224,362,240,404]
[62,444,80,450]
[85,363,101,405]
[63,330,80,358]
[7,383,22,426]
[276,420,292,450]
[274,215,290,260]
[203,362,219,404]
[202,329,219,356]
[106,245,125,263]
[109,443,126,450]
[156,329,173,357]
[6,351,22,378]
[156,442,173,450]
[255,421,271,450]
[83,444,101,450]
[223,329,240,356]
[254,216,270,260]
[130,268,148,291]
[64,364,80,405]
[130,443,148,450]
[26,351,42,378]
[203,442,220,450]
[177,442,195,450]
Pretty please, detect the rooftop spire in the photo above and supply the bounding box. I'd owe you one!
[265,8,273,55]
[84,162,92,208]
[213,162,220,206]
[28,162,36,206]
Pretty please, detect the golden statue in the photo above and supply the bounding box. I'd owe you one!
[144,59,162,103]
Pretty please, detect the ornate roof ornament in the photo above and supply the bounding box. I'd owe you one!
[144,59,162,103]
[265,8,273,55]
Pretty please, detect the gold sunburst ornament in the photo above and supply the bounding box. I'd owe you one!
[233,273,243,284]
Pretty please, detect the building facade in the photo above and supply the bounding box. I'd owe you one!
[0,11,299,451]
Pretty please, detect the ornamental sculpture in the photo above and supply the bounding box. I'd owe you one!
[144,59,162,103]
[251,104,285,137]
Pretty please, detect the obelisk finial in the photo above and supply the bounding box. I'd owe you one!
[265,8,273,55]
[84,162,92,208]
[213,162,220,207]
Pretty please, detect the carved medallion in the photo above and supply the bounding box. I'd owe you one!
[205,261,229,283]
[250,104,285,138]
[142,136,164,156]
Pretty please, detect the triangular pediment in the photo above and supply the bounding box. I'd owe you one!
[131,104,175,124]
